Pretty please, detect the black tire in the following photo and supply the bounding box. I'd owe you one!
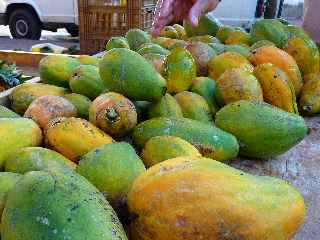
[9,8,41,40]
[66,27,79,37]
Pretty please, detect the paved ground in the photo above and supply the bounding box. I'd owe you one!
[0,26,79,51]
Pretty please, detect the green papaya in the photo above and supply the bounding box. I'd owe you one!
[142,53,166,74]
[184,14,220,37]
[208,42,225,54]
[99,48,167,101]
[299,74,320,115]
[77,142,146,209]
[78,55,100,67]
[0,105,20,118]
[134,101,151,122]
[137,43,169,56]
[39,55,80,88]
[106,36,130,51]
[215,100,308,158]
[187,35,220,44]
[0,118,42,168]
[5,147,75,174]
[63,93,92,119]
[10,83,68,115]
[69,65,106,100]
[216,25,234,43]
[133,117,239,161]
[126,28,151,51]
[1,170,128,240]
[250,40,275,51]
[148,93,183,118]
[175,91,213,123]
[190,77,219,115]
[224,44,251,58]
[286,25,310,39]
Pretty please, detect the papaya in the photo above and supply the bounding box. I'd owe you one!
[161,39,188,50]
[299,74,320,115]
[0,118,42,168]
[225,30,251,46]
[215,100,308,158]
[253,63,298,113]
[250,19,289,48]
[284,36,320,76]
[78,55,100,67]
[106,36,130,51]
[5,147,76,174]
[250,45,303,96]
[0,105,20,118]
[45,117,114,162]
[250,39,275,51]
[190,77,219,115]
[63,93,92,119]
[137,43,169,56]
[186,42,216,76]
[128,157,305,240]
[0,172,21,228]
[141,136,201,167]
[1,170,128,240]
[89,92,137,137]
[39,55,80,88]
[151,36,170,46]
[126,28,151,51]
[77,142,146,210]
[142,53,166,74]
[216,25,234,43]
[208,52,254,80]
[24,95,77,129]
[286,25,310,39]
[148,93,183,118]
[100,48,167,101]
[164,47,196,93]
[160,26,179,39]
[216,68,263,106]
[133,117,239,161]
[134,101,152,122]
[224,44,251,58]
[207,42,225,54]
[175,91,213,123]
[184,14,220,37]
[69,65,106,100]
[10,83,68,115]
[187,35,220,44]
[173,24,186,39]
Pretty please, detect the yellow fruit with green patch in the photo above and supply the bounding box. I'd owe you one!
[216,25,234,43]
[173,24,186,39]
[128,157,305,240]
[299,74,320,115]
[254,63,298,113]
[78,55,100,67]
[160,26,179,39]
[225,30,251,46]
[142,53,166,74]
[164,48,196,93]
[141,136,201,167]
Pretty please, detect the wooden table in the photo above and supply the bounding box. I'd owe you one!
[229,116,320,240]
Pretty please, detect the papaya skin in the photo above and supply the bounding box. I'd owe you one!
[0,105,20,118]
[137,43,169,56]
[216,68,263,106]
[132,117,239,162]
[78,55,100,67]
[24,96,77,129]
[106,36,130,51]
[160,26,179,39]
[164,47,197,94]
[141,136,201,167]
[128,157,305,240]
[253,63,298,114]
[173,24,187,39]
[208,52,254,80]
[187,35,220,44]
[216,25,234,43]
[45,117,114,162]
[126,28,151,51]
[89,92,137,137]
[225,30,251,46]
[175,91,213,123]
[299,74,320,115]
[63,93,92,120]
[142,53,166,74]
[148,93,183,118]
[250,46,303,96]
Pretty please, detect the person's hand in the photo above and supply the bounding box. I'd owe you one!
[152,0,220,36]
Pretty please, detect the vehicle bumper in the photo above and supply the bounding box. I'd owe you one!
[0,13,6,25]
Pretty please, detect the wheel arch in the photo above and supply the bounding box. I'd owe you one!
[5,2,43,24]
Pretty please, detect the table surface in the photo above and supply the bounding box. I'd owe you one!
[229,116,320,240]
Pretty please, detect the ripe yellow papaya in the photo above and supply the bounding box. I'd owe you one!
[225,30,251,46]
[299,74,320,115]
[250,46,303,96]
[254,63,298,113]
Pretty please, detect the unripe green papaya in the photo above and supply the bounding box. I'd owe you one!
[126,28,151,51]
[141,136,201,167]
[128,157,305,240]
[39,55,80,88]
[286,25,310,39]
[63,93,92,119]
[10,83,68,115]
[148,93,183,119]
[184,14,220,37]
[69,65,106,100]
[188,35,220,44]
[106,36,130,51]
[0,118,42,168]
[1,170,128,240]
[0,105,20,118]
[175,91,213,123]
[299,74,320,115]
[215,100,308,158]
[142,53,166,74]
[100,48,167,101]
[5,147,76,174]
[134,101,151,122]
[250,40,275,51]
[133,117,239,161]
[137,43,169,56]
[78,55,100,67]
[224,44,251,58]
[208,42,225,54]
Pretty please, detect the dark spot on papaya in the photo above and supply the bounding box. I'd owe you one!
[67,217,72,222]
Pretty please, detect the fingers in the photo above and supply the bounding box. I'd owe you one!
[188,0,220,26]
[152,0,174,36]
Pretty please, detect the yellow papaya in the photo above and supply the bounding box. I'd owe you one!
[173,24,187,39]
[160,26,179,39]
[250,46,303,96]
[78,55,100,67]
[128,157,305,240]
[225,30,251,46]
[216,25,234,43]
[254,63,298,113]
[299,74,320,115]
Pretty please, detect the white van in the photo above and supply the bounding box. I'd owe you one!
[0,0,283,40]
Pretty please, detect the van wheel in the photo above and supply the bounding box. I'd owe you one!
[9,8,42,40]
